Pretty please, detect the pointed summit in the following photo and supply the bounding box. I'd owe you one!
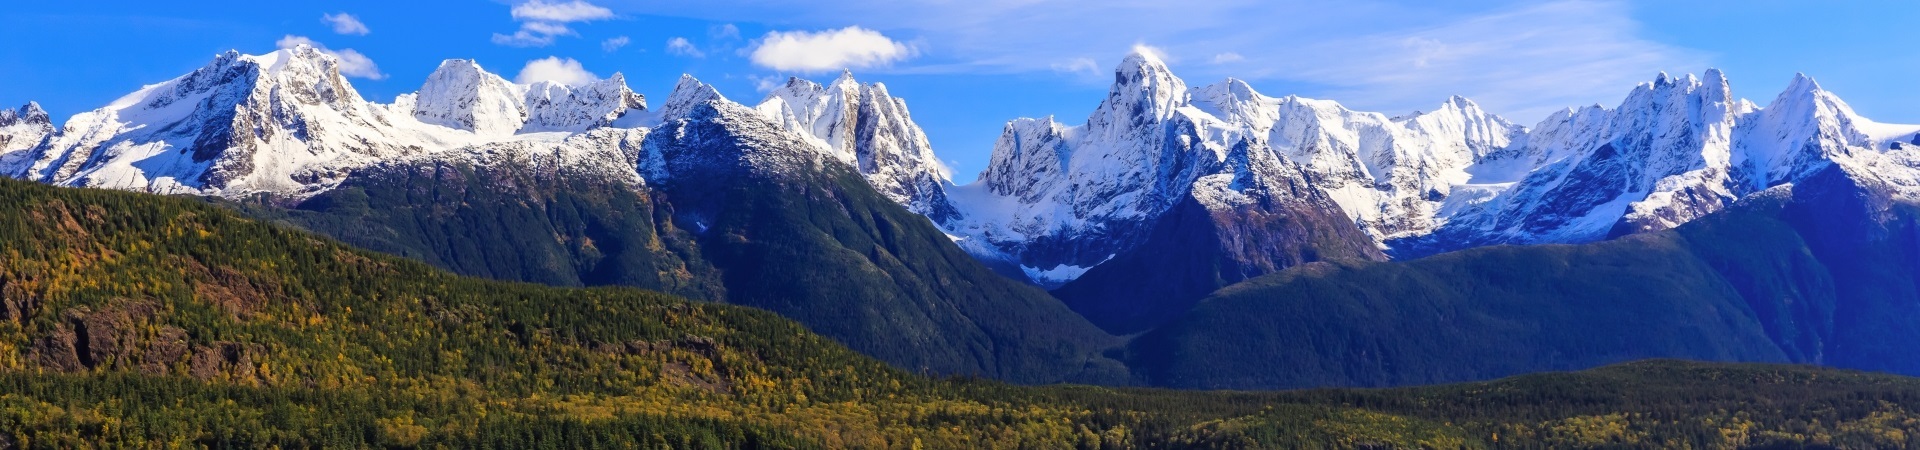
[1202,78,1259,101]
[1193,78,1268,122]
[1091,46,1187,134]
[1115,45,1177,87]
[660,74,726,120]
[0,102,50,127]
[413,59,526,135]
[1442,95,1477,111]
[1697,68,1734,106]
[1785,72,1823,95]
[20,102,48,124]
[0,101,56,162]
[830,69,859,89]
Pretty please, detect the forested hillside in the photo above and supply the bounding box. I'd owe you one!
[2,170,1920,448]
[1133,168,1920,390]
[222,115,1127,385]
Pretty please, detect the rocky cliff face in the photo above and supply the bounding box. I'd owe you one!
[1053,138,1385,333]
[0,102,54,170]
[754,72,958,222]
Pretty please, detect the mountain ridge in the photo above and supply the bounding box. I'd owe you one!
[2,176,1916,448]
[12,44,1920,387]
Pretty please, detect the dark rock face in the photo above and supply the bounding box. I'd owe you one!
[227,102,1128,385]
[1127,166,1920,390]
[1053,139,1386,334]
[26,300,198,377]
[1055,188,1383,335]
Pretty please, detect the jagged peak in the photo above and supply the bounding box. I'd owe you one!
[1703,68,1730,86]
[830,69,860,89]
[421,59,513,89]
[1197,77,1260,102]
[1004,115,1064,133]
[1092,47,1188,129]
[780,76,823,93]
[522,80,570,97]
[1784,72,1824,96]
[431,58,488,75]
[241,44,336,76]
[1441,95,1480,112]
[1397,95,1493,122]
[412,58,525,134]
[660,74,727,120]
[1,102,50,125]
[1118,45,1170,74]
[1760,71,1862,123]
[1696,68,1735,103]
[1113,47,1178,89]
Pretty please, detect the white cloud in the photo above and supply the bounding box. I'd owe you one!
[510,0,614,22]
[276,35,384,80]
[321,13,370,36]
[748,26,914,73]
[749,74,785,92]
[710,23,741,40]
[1211,52,1245,64]
[515,57,600,85]
[1131,44,1170,62]
[602,36,630,52]
[666,37,705,58]
[1050,57,1098,75]
[494,0,613,47]
[493,26,564,47]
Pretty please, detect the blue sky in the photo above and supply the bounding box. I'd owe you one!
[2,0,1915,181]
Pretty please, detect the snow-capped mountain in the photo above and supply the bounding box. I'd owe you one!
[1404,71,1920,256]
[754,72,958,221]
[11,44,1920,295]
[0,102,55,169]
[0,46,1127,382]
[407,59,530,136]
[948,49,1519,285]
[0,46,649,198]
[949,48,1920,284]
[0,45,958,229]
[402,58,646,136]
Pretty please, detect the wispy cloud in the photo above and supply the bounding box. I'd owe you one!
[749,74,785,92]
[1050,57,1098,76]
[602,36,630,52]
[515,56,600,85]
[710,23,741,40]
[1265,1,1705,121]
[276,35,384,80]
[621,0,1705,123]
[320,13,370,36]
[510,0,614,22]
[748,26,914,73]
[493,0,614,47]
[666,37,705,58]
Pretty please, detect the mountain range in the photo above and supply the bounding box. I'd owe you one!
[6,44,1920,389]
[5,175,1915,448]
